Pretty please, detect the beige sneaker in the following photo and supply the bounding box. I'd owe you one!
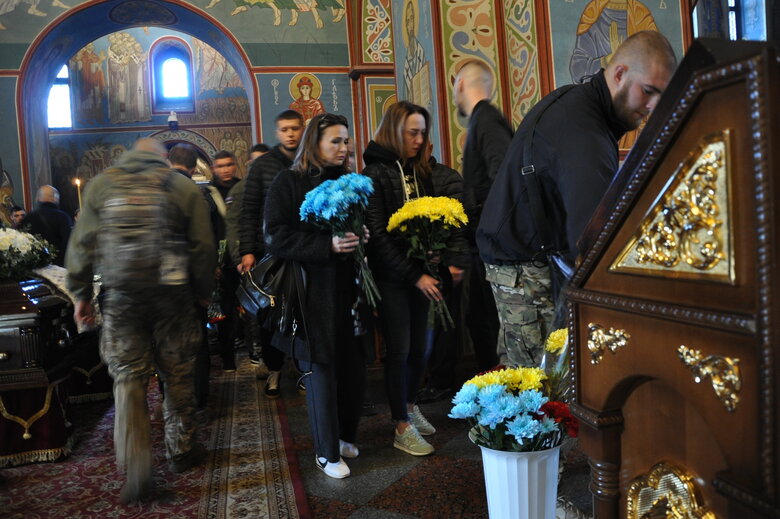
[394,424,434,456]
[409,405,436,435]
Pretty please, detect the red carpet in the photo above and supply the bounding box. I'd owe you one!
[0,357,311,518]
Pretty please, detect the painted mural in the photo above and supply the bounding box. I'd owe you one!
[503,0,543,128]
[0,0,71,33]
[255,71,353,141]
[391,0,442,162]
[364,76,397,140]
[47,27,252,214]
[439,0,506,169]
[362,0,394,63]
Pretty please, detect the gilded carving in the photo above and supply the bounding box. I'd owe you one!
[627,462,715,519]
[678,345,741,412]
[587,323,630,364]
[611,130,733,282]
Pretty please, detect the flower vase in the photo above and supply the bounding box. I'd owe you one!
[478,444,560,519]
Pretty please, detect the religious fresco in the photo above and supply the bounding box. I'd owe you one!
[199,0,349,65]
[67,27,249,129]
[364,76,397,139]
[503,0,543,128]
[0,163,18,227]
[439,0,506,169]
[390,0,442,162]
[0,0,72,35]
[361,0,394,63]
[255,71,353,141]
[547,0,686,150]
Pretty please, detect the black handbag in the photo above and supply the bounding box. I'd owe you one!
[236,253,300,334]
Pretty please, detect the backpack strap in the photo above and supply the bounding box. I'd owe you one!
[521,84,576,256]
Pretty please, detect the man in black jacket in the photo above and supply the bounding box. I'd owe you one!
[237,109,304,397]
[238,110,304,274]
[477,31,676,368]
[20,185,72,266]
[453,59,513,372]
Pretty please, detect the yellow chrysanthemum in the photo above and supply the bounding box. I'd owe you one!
[464,367,546,392]
[545,328,568,355]
[386,196,468,232]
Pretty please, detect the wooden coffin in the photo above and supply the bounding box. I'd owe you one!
[568,40,780,518]
[0,278,75,390]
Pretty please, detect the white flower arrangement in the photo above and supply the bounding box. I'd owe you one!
[0,227,53,280]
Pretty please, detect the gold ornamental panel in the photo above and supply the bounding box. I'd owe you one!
[627,462,715,519]
[678,345,741,412]
[587,323,630,365]
[611,130,734,283]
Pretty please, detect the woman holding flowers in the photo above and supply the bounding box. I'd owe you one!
[364,101,470,456]
[264,113,368,479]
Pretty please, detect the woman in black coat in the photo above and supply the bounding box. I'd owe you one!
[364,101,469,456]
[264,113,368,479]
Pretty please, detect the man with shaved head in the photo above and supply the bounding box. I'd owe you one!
[66,137,215,503]
[477,31,676,368]
[19,184,73,266]
[452,59,513,373]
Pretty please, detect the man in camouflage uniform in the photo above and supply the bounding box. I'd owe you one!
[66,138,216,503]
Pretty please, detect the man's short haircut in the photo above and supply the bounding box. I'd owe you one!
[275,109,304,124]
[132,137,167,157]
[168,144,198,170]
[457,59,494,95]
[251,143,271,154]
[609,30,677,75]
[213,150,237,162]
[11,205,24,213]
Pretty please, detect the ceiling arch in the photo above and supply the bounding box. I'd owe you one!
[17,0,258,206]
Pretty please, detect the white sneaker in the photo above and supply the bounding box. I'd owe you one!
[409,405,436,435]
[315,455,350,479]
[339,440,359,459]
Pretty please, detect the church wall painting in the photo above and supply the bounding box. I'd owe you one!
[254,71,353,142]
[364,75,397,142]
[503,0,543,128]
[439,0,506,170]
[199,0,349,66]
[390,0,443,163]
[0,76,21,211]
[361,0,394,64]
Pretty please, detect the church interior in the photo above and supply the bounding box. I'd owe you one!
[1,0,779,517]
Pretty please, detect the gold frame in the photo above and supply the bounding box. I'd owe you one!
[610,130,735,284]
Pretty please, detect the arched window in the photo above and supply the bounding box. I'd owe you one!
[150,38,194,114]
[47,65,72,129]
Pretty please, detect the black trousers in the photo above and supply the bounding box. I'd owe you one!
[377,281,430,422]
[298,328,366,462]
[216,267,240,364]
[427,273,462,389]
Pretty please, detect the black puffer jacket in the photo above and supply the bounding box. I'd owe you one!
[238,145,293,258]
[363,141,470,286]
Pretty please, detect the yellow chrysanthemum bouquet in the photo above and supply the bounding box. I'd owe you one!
[386,196,468,329]
[449,366,578,452]
[540,328,570,402]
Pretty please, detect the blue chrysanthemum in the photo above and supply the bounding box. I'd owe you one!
[448,401,480,419]
[506,414,543,444]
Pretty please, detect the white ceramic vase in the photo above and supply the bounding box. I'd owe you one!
[478,444,560,519]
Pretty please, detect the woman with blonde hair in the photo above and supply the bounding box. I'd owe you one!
[364,101,469,456]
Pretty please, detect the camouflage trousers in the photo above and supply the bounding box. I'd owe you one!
[100,284,202,480]
[485,262,554,368]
